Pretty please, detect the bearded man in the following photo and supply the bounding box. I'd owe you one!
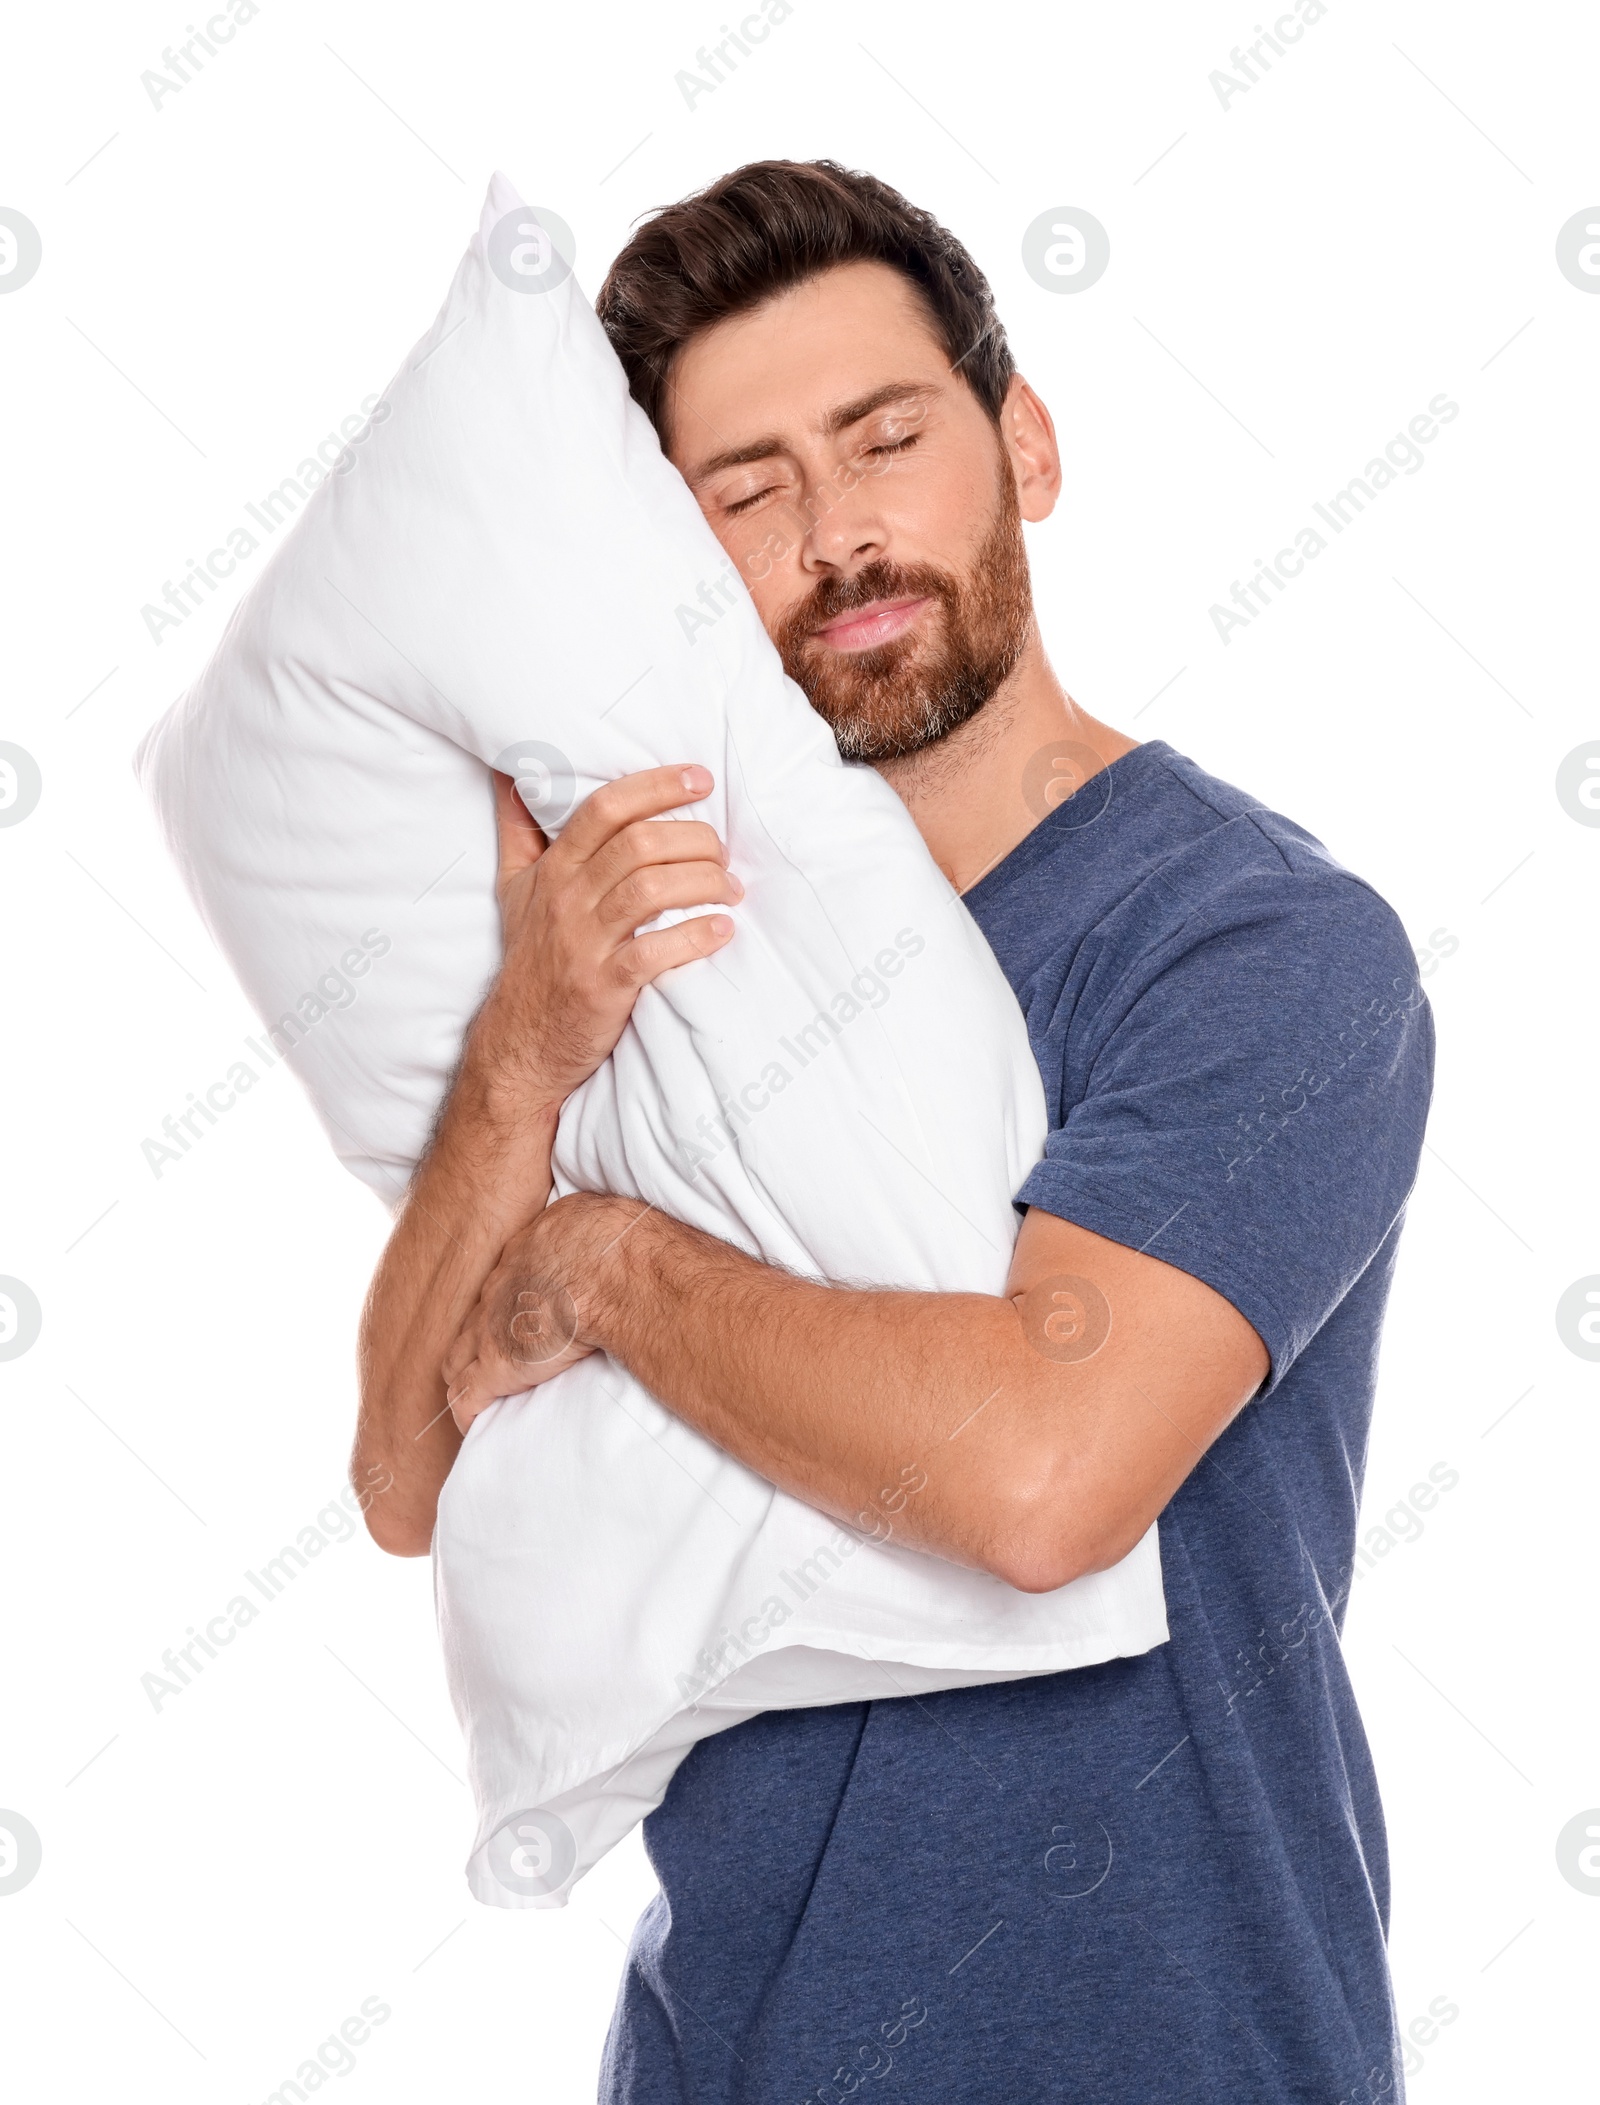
[354,161,1433,2105]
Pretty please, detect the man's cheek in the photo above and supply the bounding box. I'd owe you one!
[743,529,791,585]
[750,527,793,582]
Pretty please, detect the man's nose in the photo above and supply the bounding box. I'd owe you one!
[800,481,887,575]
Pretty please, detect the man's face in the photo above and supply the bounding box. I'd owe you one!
[664,262,1042,763]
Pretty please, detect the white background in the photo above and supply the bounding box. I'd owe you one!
[2,0,1596,2097]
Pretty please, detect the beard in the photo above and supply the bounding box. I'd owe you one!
[769,475,1034,764]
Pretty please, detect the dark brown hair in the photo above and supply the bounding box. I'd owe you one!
[595,159,1014,441]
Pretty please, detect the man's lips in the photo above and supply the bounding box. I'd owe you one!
[810,595,930,652]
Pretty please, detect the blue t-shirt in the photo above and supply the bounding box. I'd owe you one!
[602,739,1435,2105]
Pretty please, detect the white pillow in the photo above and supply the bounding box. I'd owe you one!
[137,175,1168,1907]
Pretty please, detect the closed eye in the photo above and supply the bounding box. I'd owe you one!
[721,431,919,516]
[723,484,780,516]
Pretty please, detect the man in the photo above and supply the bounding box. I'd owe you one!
[354,162,1433,2103]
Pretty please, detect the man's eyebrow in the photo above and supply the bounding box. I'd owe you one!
[820,380,938,437]
[687,435,785,483]
[686,382,938,484]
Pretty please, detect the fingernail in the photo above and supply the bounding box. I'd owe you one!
[727,874,745,899]
[681,766,712,793]
[710,916,734,936]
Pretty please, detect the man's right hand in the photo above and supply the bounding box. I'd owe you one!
[352,761,739,1556]
[469,761,740,1110]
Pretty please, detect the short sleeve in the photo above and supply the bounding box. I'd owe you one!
[1015,870,1435,1391]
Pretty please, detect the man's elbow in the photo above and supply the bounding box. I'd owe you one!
[982,1483,1150,1596]
[354,1475,435,1558]
[365,1512,434,1558]
[986,1537,1093,1596]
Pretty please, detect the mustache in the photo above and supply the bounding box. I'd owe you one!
[785,560,956,636]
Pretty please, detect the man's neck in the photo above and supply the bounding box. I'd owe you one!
[871,626,1138,894]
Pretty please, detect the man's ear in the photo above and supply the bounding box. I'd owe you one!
[999,376,1062,524]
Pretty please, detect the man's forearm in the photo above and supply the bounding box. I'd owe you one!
[541,1192,1266,1593]
[581,1207,1086,1587]
[356,761,742,1553]
[438,1175,1265,1586]
[353,1052,559,1555]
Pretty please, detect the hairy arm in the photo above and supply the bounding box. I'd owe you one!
[352,1069,559,1557]
[442,1191,1269,1592]
[352,764,739,1555]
